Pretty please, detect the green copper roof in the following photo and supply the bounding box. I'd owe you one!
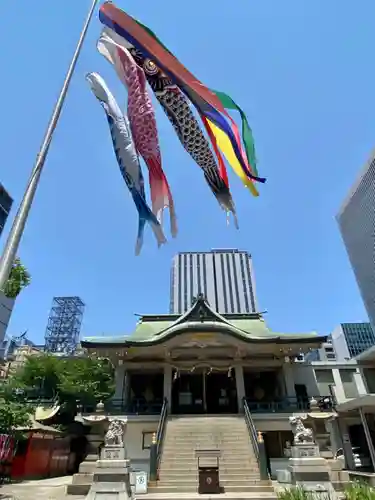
[132,319,175,339]
[82,295,324,347]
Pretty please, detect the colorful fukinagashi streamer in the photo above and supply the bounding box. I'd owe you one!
[98,2,265,197]
[102,28,238,227]
[97,30,177,237]
[86,72,166,255]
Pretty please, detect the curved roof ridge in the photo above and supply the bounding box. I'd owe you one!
[153,293,243,337]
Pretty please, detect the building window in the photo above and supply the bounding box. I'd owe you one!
[220,254,228,313]
[340,369,358,399]
[239,254,250,313]
[142,431,156,450]
[363,368,375,393]
[315,369,334,396]
[226,254,235,313]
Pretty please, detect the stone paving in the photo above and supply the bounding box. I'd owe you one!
[0,476,84,500]
[0,477,280,500]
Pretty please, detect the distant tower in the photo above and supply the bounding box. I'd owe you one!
[337,150,375,330]
[170,249,257,315]
[44,297,85,354]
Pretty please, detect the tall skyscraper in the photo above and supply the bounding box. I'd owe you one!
[0,184,15,356]
[337,151,375,328]
[0,293,15,358]
[170,249,257,315]
[0,183,13,238]
[331,322,375,360]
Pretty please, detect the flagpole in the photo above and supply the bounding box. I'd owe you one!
[0,0,100,291]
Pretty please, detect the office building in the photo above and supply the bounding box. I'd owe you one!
[305,338,336,362]
[170,249,257,314]
[331,322,375,360]
[336,151,375,329]
[0,293,15,358]
[0,183,13,238]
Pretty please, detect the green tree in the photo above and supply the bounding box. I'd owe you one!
[59,357,115,405]
[0,398,32,435]
[2,257,31,299]
[13,354,115,406]
[13,354,61,400]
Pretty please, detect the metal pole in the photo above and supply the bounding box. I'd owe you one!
[0,0,99,291]
[359,407,375,472]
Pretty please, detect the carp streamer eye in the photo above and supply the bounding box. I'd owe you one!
[143,58,159,75]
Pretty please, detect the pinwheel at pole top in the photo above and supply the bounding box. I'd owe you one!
[87,1,266,255]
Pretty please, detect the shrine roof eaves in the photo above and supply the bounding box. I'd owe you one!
[80,295,327,348]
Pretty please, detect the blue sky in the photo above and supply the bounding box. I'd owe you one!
[0,1,373,344]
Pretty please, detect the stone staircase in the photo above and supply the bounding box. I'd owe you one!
[149,415,275,496]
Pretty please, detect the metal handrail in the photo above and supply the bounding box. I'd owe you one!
[149,399,168,483]
[244,395,335,413]
[243,397,260,461]
[243,397,270,480]
[156,398,168,469]
[77,397,164,415]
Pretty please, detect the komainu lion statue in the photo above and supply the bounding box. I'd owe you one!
[289,415,314,444]
[104,419,125,447]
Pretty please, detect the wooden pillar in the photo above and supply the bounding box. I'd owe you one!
[163,365,172,411]
[235,365,246,412]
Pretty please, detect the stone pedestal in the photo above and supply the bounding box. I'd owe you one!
[287,443,334,496]
[80,433,104,472]
[68,433,105,496]
[326,458,350,491]
[84,446,132,500]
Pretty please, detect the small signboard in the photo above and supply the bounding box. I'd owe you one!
[134,471,148,494]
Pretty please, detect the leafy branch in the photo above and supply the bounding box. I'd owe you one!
[2,257,31,298]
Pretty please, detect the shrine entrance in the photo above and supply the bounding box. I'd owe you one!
[171,369,238,415]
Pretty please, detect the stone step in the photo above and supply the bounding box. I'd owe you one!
[156,478,265,487]
[67,483,91,496]
[158,472,261,481]
[71,473,94,485]
[168,416,244,421]
[168,422,247,425]
[166,425,248,430]
[160,464,259,472]
[165,432,248,437]
[141,493,277,500]
[167,422,247,426]
[159,464,259,472]
[148,484,274,494]
[166,427,248,433]
[162,448,254,453]
[162,450,255,460]
[159,464,260,472]
[164,432,251,443]
[163,438,253,444]
[160,458,258,466]
[165,433,249,439]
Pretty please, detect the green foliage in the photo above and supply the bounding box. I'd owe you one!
[344,482,375,500]
[13,353,115,406]
[2,257,31,299]
[58,356,115,405]
[0,398,32,436]
[13,354,61,400]
[277,487,314,500]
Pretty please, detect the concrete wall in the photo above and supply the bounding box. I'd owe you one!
[290,363,319,396]
[331,325,351,361]
[125,419,159,473]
